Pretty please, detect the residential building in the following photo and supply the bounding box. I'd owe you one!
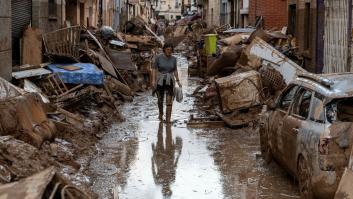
[0,0,12,80]
[239,0,249,27]
[156,0,182,20]
[321,0,352,73]
[249,0,287,29]
[0,0,116,80]
[201,0,220,27]
[197,0,248,28]
[287,0,318,73]
[220,0,230,25]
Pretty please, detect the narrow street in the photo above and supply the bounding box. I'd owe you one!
[89,56,299,199]
[3,0,353,198]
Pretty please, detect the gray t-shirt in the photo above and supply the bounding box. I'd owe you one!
[154,54,177,73]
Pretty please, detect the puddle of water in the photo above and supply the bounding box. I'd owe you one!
[89,55,299,199]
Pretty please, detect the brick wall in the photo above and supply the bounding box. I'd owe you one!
[0,0,12,80]
[249,0,287,29]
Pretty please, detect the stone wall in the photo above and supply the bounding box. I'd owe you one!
[0,0,12,80]
[32,0,63,33]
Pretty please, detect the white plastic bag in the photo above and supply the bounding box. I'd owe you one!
[174,87,183,103]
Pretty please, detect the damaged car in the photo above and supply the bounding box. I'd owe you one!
[259,73,353,199]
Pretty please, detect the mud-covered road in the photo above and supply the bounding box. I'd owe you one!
[88,56,300,199]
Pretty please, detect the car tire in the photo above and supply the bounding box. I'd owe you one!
[259,125,272,164]
[298,156,315,199]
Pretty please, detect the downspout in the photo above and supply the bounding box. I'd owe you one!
[347,0,352,72]
[61,0,64,27]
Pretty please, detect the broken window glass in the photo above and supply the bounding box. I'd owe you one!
[310,93,325,123]
[279,86,298,112]
[279,85,299,112]
[327,98,353,123]
[292,88,312,119]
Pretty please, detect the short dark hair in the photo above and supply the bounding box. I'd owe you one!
[163,42,174,52]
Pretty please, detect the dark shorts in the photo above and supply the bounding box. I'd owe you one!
[157,81,174,97]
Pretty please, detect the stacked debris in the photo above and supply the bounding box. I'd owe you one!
[189,27,306,128]
[121,17,164,89]
[0,25,145,197]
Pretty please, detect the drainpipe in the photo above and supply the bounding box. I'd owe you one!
[347,0,352,72]
[61,0,64,27]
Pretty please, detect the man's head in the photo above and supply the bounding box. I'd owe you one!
[163,42,174,57]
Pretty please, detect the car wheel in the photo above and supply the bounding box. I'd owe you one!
[298,156,315,199]
[259,125,272,164]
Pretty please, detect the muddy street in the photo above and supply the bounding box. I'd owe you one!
[88,56,300,199]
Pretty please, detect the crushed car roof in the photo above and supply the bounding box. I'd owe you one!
[294,73,353,99]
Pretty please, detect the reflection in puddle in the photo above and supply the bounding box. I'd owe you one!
[151,123,182,198]
[90,55,299,199]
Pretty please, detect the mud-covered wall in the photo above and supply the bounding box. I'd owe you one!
[32,0,64,33]
[0,0,12,80]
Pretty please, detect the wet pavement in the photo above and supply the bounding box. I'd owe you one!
[89,55,300,199]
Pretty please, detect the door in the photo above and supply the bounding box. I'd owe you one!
[11,0,32,65]
[282,88,312,173]
[270,85,299,161]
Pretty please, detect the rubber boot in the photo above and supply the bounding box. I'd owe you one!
[165,95,173,123]
[157,92,164,121]
[158,103,163,121]
[166,105,172,123]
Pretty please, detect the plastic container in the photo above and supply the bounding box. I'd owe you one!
[204,34,217,55]
[48,63,104,85]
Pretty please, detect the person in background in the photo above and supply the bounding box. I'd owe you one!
[152,43,182,123]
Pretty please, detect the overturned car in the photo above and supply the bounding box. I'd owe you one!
[259,73,353,199]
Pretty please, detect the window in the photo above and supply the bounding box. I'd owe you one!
[49,0,57,19]
[279,86,299,112]
[310,93,325,123]
[292,88,312,119]
[327,97,353,123]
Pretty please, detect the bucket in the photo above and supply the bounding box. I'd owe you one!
[204,34,217,55]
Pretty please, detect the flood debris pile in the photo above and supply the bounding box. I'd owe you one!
[0,22,166,197]
[187,26,305,128]
[122,17,164,90]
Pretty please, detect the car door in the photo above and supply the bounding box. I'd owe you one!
[281,87,313,174]
[269,85,299,162]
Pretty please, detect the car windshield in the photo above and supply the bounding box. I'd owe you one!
[327,97,353,123]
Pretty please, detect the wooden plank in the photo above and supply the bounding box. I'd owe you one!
[124,34,155,45]
[22,27,42,65]
[12,68,52,79]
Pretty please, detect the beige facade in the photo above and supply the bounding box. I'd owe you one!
[158,0,182,20]
[202,0,220,27]
[0,0,11,80]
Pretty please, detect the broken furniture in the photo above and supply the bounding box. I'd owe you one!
[248,36,306,84]
[43,26,81,62]
[0,166,89,199]
[215,70,263,114]
[48,63,104,85]
[0,77,56,148]
[187,114,225,128]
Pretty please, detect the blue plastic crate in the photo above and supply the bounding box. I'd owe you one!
[48,63,104,85]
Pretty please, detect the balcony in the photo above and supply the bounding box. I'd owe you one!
[240,8,248,15]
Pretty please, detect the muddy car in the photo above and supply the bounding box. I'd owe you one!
[259,73,353,199]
